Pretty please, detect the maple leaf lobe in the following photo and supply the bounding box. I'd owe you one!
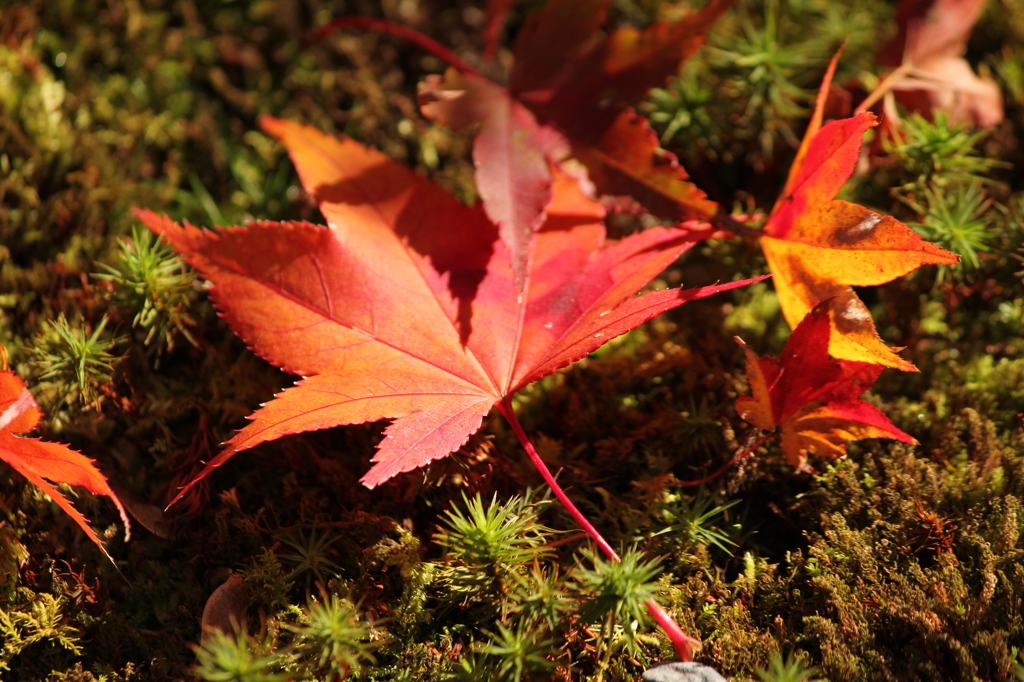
[418,70,567,294]
[0,371,129,559]
[0,372,41,433]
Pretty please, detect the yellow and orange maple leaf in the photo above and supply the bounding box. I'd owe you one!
[760,52,959,371]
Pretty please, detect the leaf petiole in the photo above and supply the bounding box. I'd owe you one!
[677,430,772,487]
[497,397,701,661]
[309,16,484,79]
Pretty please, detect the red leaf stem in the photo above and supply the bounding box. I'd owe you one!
[309,17,484,79]
[646,598,701,661]
[676,431,771,487]
[498,396,699,661]
[497,397,619,562]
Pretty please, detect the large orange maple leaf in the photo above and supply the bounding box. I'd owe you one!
[135,117,765,504]
[760,53,959,370]
[0,371,129,559]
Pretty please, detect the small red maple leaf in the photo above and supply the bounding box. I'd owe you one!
[0,371,129,560]
[735,302,917,471]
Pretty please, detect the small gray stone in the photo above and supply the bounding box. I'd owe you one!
[642,661,729,682]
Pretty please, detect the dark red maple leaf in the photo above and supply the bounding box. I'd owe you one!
[735,302,917,471]
[413,0,734,292]
[508,0,729,143]
[510,0,733,221]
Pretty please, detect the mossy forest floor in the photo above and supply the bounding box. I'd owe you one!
[4,1,1024,680]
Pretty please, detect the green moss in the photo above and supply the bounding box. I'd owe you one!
[4,0,1024,679]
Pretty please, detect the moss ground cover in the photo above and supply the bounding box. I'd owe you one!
[3,1,1024,680]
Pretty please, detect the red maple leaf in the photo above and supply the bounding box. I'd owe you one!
[0,371,129,560]
[735,302,917,471]
[136,117,764,498]
[510,0,733,223]
[408,0,735,291]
